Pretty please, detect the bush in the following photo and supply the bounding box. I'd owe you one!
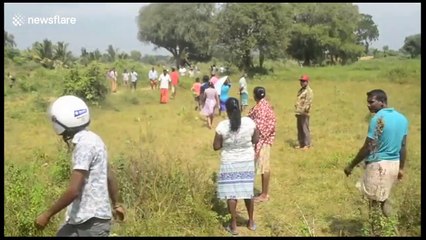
[63,63,108,105]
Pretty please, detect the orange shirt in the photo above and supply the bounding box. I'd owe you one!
[191,82,201,96]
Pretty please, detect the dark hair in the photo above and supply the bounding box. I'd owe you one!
[195,77,200,82]
[253,86,266,100]
[202,75,210,83]
[226,97,241,132]
[367,89,387,104]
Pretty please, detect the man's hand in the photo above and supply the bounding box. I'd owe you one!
[398,169,404,180]
[35,212,51,230]
[344,165,353,177]
[113,205,125,221]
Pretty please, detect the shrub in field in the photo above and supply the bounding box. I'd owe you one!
[63,63,108,105]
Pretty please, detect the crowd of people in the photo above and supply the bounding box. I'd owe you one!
[34,64,408,236]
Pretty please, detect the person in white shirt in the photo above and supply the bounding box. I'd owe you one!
[108,68,118,93]
[122,69,130,88]
[130,69,138,91]
[213,97,260,235]
[148,67,158,90]
[158,69,171,104]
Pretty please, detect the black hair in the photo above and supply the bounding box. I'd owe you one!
[195,77,200,82]
[202,75,210,83]
[367,89,387,104]
[226,97,241,132]
[253,86,266,101]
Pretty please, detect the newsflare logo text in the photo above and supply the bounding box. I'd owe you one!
[12,14,77,27]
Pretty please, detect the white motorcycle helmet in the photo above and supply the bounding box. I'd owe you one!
[48,95,90,135]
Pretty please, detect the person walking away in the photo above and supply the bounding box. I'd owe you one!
[159,69,171,104]
[170,67,180,98]
[8,72,16,88]
[344,89,408,234]
[199,75,211,110]
[239,73,249,112]
[122,69,130,88]
[200,82,219,129]
[191,77,202,111]
[34,95,125,236]
[248,86,277,203]
[219,78,231,117]
[130,69,138,91]
[294,74,313,150]
[213,97,260,235]
[148,67,158,90]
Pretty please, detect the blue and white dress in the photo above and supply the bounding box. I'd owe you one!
[215,117,256,199]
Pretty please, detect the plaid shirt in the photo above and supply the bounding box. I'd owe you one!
[248,98,277,157]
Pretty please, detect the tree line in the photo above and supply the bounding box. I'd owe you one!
[4,3,420,71]
[137,3,420,71]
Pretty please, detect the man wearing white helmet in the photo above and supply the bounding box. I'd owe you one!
[35,95,125,236]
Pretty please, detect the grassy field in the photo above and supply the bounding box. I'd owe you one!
[4,57,421,236]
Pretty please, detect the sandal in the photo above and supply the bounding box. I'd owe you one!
[225,225,239,235]
[247,223,257,231]
[254,195,270,203]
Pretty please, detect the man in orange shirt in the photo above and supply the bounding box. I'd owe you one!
[170,67,180,98]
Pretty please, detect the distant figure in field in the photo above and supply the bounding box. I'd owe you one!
[148,67,158,90]
[122,69,130,88]
[108,68,118,93]
[188,67,194,78]
[130,69,138,91]
[294,74,313,150]
[159,69,171,104]
[170,67,180,98]
[239,73,249,112]
[8,72,16,88]
[199,75,210,109]
[191,77,202,111]
[35,95,125,236]
[213,97,260,235]
[219,77,231,117]
[248,86,277,203]
[344,89,408,229]
[200,82,219,129]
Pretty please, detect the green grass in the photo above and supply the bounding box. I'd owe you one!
[4,57,421,236]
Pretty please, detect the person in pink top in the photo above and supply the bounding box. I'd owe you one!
[191,77,202,111]
[210,73,219,86]
[201,82,219,129]
[170,67,180,98]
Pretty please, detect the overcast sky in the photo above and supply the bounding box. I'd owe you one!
[4,3,421,56]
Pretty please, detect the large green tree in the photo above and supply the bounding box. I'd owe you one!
[356,13,379,54]
[216,3,291,71]
[287,3,364,66]
[401,33,421,58]
[137,3,216,68]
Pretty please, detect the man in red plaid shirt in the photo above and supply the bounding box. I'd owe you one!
[248,86,276,202]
